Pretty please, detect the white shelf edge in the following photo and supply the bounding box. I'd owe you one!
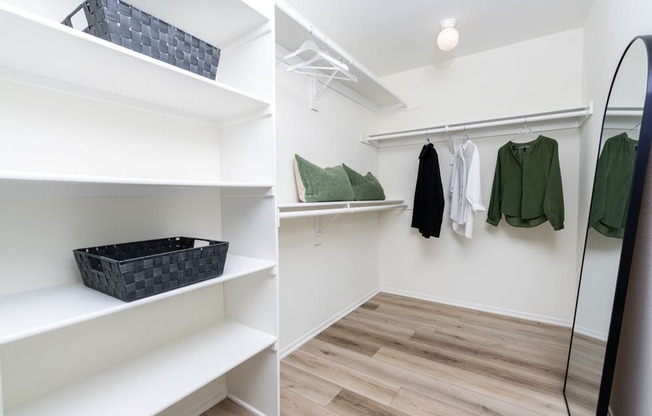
[604,106,644,130]
[0,2,271,123]
[0,255,276,345]
[278,200,407,219]
[5,320,277,416]
[278,199,405,209]
[0,170,273,188]
[605,106,643,117]
[275,1,408,114]
[364,103,594,148]
[0,171,274,197]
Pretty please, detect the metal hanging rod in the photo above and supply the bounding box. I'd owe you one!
[278,200,407,220]
[363,102,593,147]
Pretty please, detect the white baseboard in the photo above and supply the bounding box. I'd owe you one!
[157,387,270,416]
[156,382,226,416]
[379,286,573,328]
[227,394,267,416]
[280,288,380,358]
[574,325,608,342]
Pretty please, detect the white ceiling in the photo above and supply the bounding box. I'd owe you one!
[278,0,594,77]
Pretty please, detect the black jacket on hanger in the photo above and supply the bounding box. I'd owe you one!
[411,143,445,238]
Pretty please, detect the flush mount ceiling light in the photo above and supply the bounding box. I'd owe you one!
[437,18,459,52]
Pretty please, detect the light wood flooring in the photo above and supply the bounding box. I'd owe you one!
[564,333,606,416]
[207,292,572,415]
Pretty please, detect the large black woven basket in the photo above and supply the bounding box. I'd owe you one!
[74,237,229,302]
[62,0,220,79]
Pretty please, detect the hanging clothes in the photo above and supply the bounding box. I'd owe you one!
[589,132,638,238]
[450,139,485,238]
[487,135,564,230]
[412,143,445,238]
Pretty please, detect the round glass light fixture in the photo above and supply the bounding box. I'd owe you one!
[437,18,459,52]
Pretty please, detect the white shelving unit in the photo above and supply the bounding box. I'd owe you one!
[0,1,278,415]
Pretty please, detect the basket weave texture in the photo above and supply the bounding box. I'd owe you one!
[74,237,229,302]
[63,0,220,79]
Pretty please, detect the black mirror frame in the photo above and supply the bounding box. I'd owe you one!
[564,34,652,415]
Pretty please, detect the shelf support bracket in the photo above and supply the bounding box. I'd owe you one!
[313,212,342,246]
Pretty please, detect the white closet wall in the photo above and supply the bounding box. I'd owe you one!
[377,29,585,324]
[378,29,584,133]
[275,67,382,354]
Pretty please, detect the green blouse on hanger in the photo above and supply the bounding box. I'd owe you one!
[589,132,638,238]
[487,135,565,230]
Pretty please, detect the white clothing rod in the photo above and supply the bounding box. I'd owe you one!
[278,203,407,219]
[365,103,593,144]
[605,107,643,117]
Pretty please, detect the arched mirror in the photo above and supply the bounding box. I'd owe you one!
[564,36,652,415]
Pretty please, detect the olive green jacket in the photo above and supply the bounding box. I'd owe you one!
[487,135,564,230]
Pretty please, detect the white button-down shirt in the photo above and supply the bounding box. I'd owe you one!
[450,140,486,238]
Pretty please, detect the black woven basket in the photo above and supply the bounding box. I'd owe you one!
[62,0,220,80]
[74,237,229,302]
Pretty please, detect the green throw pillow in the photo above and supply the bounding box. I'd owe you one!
[342,164,386,201]
[294,155,355,202]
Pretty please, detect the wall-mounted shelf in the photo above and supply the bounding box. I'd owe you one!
[363,103,594,148]
[0,171,274,197]
[5,320,276,416]
[604,107,643,130]
[0,255,276,345]
[0,2,270,125]
[278,200,407,220]
[275,0,407,114]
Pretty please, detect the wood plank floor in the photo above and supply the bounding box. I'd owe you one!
[207,292,572,415]
[564,333,606,416]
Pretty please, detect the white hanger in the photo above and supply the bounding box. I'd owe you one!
[512,117,535,143]
[444,126,458,155]
[463,126,470,143]
[283,38,321,60]
[283,37,357,83]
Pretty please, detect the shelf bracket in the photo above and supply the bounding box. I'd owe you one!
[314,212,342,246]
[309,74,324,112]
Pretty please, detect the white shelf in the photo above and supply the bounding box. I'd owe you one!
[275,1,407,114]
[604,106,643,130]
[0,255,276,345]
[0,2,270,124]
[364,104,594,148]
[5,320,276,416]
[0,171,274,197]
[278,200,407,219]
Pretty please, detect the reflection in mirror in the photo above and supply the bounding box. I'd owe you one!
[565,38,649,415]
